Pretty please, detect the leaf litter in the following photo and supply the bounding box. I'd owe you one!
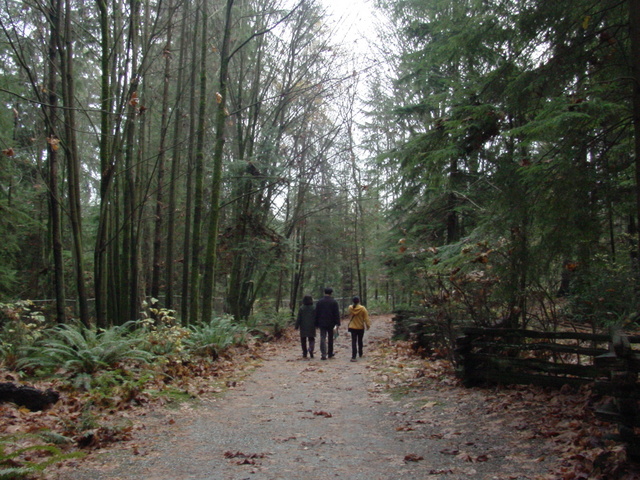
[2,315,640,479]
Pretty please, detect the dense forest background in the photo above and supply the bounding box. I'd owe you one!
[1,0,640,334]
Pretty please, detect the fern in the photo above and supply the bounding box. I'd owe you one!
[185,315,249,358]
[0,434,84,479]
[19,321,154,375]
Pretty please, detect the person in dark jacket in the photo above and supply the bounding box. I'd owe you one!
[314,287,341,360]
[295,295,316,358]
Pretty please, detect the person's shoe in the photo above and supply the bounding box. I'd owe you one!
[351,358,357,362]
[321,357,327,360]
[310,352,314,358]
[328,354,335,358]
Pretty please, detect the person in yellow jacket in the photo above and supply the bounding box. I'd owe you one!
[347,296,371,362]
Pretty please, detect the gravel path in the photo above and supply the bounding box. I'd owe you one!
[55,316,556,480]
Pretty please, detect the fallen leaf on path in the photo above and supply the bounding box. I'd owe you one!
[313,411,332,418]
[440,448,459,455]
[274,436,297,442]
[404,454,424,462]
[396,425,414,431]
[224,451,267,459]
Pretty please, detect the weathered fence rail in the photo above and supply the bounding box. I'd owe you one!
[455,327,640,459]
[455,327,614,388]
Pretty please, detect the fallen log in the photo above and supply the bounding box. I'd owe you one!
[0,382,59,411]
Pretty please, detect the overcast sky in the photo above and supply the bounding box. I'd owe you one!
[320,0,377,57]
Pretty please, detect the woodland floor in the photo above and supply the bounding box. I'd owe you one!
[34,315,640,480]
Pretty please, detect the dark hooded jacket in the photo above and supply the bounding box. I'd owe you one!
[295,304,316,337]
[314,295,340,329]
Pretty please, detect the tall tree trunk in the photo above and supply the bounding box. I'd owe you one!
[122,0,142,325]
[200,0,234,324]
[181,0,199,323]
[630,0,640,268]
[150,0,174,301]
[290,225,306,317]
[45,0,65,324]
[60,0,90,326]
[349,136,365,304]
[446,159,460,244]
[188,0,209,324]
[165,0,188,310]
[95,0,113,328]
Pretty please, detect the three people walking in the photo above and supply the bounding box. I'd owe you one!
[295,289,371,362]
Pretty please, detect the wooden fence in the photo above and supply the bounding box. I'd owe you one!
[455,327,640,459]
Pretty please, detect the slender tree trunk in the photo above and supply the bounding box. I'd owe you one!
[201,0,234,324]
[350,155,365,304]
[60,0,90,326]
[447,159,460,244]
[188,0,209,324]
[45,0,65,324]
[290,226,306,317]
[123,0,142,324]
[151,0,174,301]
[181,0,198,323]
[95,0,113,328]
[165,0,188,310]
[630,0,640,267]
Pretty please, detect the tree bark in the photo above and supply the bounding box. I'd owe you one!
[188,0,209,325]
[95,0,113,328]
[201,0,234,324]
[630,0,640,268]
[120,0,142,325]
[181,0,199,323]
[60,0,90,326]
[45,0,66,324]
[165,0,188,310]
[150,0,174,301]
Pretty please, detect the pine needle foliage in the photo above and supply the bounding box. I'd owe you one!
[368,0,639,326]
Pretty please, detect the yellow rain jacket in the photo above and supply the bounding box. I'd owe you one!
[347,304,371,331]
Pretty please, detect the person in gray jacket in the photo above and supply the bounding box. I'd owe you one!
[314,287,340,360]
[295,295,316,358]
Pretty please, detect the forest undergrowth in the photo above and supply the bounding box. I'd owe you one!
[369,333,640,480]
[1,315,640,479]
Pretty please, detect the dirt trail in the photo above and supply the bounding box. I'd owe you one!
[56,316,556,480]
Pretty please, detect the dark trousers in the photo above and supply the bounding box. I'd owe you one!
[319,327,335,359]
[349,328,365,358]
[300,336,315,357]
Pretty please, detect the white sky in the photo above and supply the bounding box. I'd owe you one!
[319,0,378,58]
[318,0,383,154]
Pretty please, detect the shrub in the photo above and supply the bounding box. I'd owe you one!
[564,255,637,328]
[365,298,393,315]
[245,310,292,339]
[19,321,154,376]
[137,310,190,357]
[0,301,49,370]
[184,315,249,359]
